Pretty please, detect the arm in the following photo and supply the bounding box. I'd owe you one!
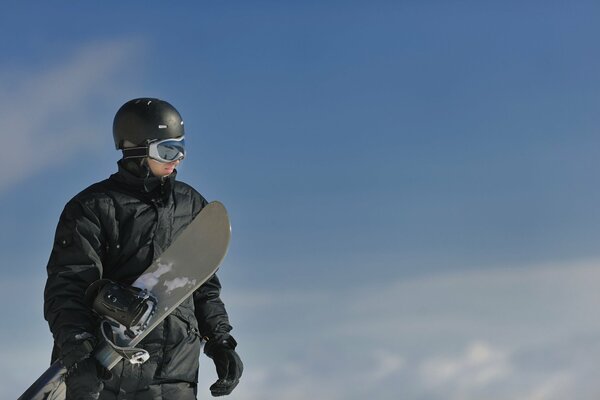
[44,199,105,357]
[43,199,112,398]
[193,274,243,396]
[193,273,232,339]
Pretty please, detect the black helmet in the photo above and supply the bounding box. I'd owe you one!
[113,98,185,149]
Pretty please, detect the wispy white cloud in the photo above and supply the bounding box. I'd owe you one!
[365,350,405,384]
[420,341,510,390]
[0,38,143,193]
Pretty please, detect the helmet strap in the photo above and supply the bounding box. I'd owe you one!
[122,146,148,159]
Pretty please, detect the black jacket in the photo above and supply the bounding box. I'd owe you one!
[44,161,232,399]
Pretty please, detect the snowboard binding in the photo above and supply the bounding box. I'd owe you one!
[85,279,159,365]
[86,279,157,338]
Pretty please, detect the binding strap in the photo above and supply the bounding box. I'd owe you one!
[100,321,149,365]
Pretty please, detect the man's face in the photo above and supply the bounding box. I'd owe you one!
[147,158,181,177]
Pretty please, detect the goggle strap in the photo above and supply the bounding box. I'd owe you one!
[122,147,148,159]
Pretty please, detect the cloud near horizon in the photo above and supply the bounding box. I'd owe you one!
[209,259,600,400]
[0,38,143,194]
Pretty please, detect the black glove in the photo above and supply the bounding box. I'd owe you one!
[65,357,110,400]
[204,335,243,396]
[60,332,111,400]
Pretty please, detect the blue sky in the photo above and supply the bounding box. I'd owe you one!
[3,1,600,399]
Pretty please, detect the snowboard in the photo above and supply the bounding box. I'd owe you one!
[18,201,231,400]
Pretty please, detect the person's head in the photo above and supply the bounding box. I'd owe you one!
[113,98,186,177]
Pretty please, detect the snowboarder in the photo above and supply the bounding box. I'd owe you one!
[43,98,243,399]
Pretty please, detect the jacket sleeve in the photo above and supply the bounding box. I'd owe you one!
[188,189,233,338]
[193,273,233,339]
[43,199,105,350]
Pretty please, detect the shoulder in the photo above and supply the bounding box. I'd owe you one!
[173,180,208,215]
[71,179,114,205]
[173,180,204,199]
[62,179,115,220]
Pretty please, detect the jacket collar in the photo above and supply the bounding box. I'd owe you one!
[110,159,177,198]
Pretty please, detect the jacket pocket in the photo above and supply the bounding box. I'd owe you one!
[156,311,201,383]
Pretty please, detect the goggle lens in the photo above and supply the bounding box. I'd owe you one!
[149,138,186,163]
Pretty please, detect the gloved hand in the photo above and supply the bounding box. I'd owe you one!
[65,357,109,400]
[204,335,243,396]
[60,332,111,400]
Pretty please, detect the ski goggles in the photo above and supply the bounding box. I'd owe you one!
[123,137,186,163]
